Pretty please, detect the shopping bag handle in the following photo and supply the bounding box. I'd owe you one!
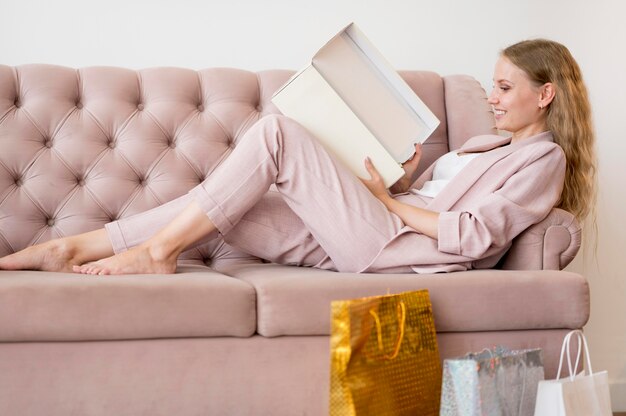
[496,355,529,416]
[367,301,406,361]
[556,329,593,381]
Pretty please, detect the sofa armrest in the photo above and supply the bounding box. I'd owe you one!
[500,208,582,270]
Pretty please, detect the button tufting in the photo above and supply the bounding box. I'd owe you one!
[44,139,52,148]
[78,178,85,186]
[14,99,21,108]
[169,140,176,149]
[15,178,23,186]
[137,103,144,111]
[76,102,83,109]
[256,105,263,112]
[108,140,116,149]
[47,218,55,227]
[197,104,204,112]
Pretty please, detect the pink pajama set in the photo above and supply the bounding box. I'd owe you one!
[106,116,566,274]
[105,115,422,273]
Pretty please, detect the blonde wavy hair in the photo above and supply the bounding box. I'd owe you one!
[502,39,597,222]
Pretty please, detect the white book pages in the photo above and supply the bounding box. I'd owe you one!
[272,66,405,188]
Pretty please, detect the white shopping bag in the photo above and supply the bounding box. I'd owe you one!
[534,330,612,416]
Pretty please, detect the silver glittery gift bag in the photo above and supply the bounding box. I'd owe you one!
[439,346,544,416]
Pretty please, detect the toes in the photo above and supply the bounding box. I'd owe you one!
[73,263,98,275]
[87,266,101,275]
[88,264,110,275]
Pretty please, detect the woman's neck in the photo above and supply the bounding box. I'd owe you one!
[511,122,548,144]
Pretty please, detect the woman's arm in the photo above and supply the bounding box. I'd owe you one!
[435,145,566,258]
[362,143,566,259]
[361,157,439,240]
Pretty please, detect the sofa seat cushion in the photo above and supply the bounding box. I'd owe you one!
[0,265,256,342]
[223,263,589,337]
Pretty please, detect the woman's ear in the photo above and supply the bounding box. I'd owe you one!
[539,82,556,109]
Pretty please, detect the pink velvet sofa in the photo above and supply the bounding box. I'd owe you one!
[0,64,588,415]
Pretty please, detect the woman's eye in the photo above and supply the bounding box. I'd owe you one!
[500,86,510,91]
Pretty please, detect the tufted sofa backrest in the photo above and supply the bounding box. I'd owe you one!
[0,65,495,256]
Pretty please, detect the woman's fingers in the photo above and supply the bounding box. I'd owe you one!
[364,157,381,180]
[415,142,422,155]
[362,157,387,198]
[390,144,422,194]
[404,143,422,170]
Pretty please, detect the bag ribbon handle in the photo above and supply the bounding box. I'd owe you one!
[368,301,406,361]
[556,329,593,381]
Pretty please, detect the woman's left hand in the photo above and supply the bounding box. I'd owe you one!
[361,156,439,239]
[360,157,390,201]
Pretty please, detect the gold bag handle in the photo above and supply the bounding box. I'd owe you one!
[368,301,406,361]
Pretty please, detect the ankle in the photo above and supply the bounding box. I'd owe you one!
[143,241,180,263]
[50,238,78,260]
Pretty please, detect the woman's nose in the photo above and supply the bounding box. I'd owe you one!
[487,91,498,104]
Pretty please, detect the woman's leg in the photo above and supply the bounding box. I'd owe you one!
[75,201,215,275]
[78,114,403,274]
[0,188,211,273]
[219,190,334,270]
[0,229,113,273]
[104,187,334,272]
[78,191,335,275]
[200,115,404,272]
[104,191,211,254]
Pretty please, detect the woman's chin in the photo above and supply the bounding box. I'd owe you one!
[494,120,509,132]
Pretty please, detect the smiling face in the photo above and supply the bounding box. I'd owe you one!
[488,56,552,141]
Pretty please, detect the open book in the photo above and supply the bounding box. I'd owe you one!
[271,23,440,188]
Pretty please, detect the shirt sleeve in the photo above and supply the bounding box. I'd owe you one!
[437,144,566,258]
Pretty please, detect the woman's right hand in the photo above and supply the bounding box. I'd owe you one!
[389,143,422,194]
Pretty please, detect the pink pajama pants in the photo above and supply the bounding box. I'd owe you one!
[105,115,412,273]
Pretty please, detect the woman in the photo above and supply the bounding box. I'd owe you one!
[0,39,596,275]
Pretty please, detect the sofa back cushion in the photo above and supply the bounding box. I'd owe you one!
[0,65,495,255]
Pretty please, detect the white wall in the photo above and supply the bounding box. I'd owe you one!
[2,0,625,409]
[548,1,626,409]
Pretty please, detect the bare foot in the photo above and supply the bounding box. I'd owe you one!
[0,239,79,272]
[73,244,178,275]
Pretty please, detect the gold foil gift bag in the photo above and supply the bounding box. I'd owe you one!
[330,290,441,416]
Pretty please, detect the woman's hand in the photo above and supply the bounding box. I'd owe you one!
[360,157,391,202]
[389,143,422,194]
[361,151,439,239]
